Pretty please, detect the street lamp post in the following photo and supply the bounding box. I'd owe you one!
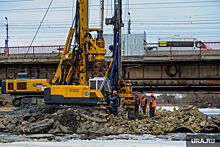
[5,17,8,48]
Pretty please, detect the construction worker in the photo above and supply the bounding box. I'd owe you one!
[134,93,140,114]
[109,90,119,115]
[149,94,156,117]
[141,94,148,115]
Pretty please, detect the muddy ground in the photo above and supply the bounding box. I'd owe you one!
[0,104,220,143]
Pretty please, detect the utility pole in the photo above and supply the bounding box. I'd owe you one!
[118,0,122,80]
[128,12,131,34]
[101,0,104,29]
[5,17,8,48]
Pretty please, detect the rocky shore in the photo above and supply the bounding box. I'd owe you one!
[0,105,220,137]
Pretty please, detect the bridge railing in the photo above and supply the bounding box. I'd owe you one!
[1,42,220,57]
[144,42,220,55]
[0,45,66,57]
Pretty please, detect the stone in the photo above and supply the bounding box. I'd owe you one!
[11,120,17,124]
[59,125,69,134]
[118,128,126,134]
[23,114,32,121]
[91,117,107,123]
[22,119,54,134]
[0,124,5,130]
[14,125,21,132]
[76,116,80,121]
[130,122,136,131]
[185,105,194,111]
[76,126,88,134]
[169,127,174,132]
[38,139,49,142]
[28,134,54,139]
[52,128,62,134]
[56,109,62,115]
[200,120,206,127]
[6,123,16,131]
[163,128,169,132]
[168,116,175,121]
[21,121,29,126]
[53,121,60,129]
[191,124,197,130]
[88,126,98,133]
[134,129,142,134]
[212,116,220,126]
[91,110,100,116]
[109,129,119,135]
[28,117,36,123]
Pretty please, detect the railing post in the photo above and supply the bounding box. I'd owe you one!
[170,43,172,55]
[200,42,201,54]
[59,46,60,56]
[33,46,34,56]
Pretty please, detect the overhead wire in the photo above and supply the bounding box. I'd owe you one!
[1,0,219,46]
[1,1,220,12]
[19,0,53,69]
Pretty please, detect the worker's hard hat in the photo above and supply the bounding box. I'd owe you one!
[113,90,117,94]
[142,94,145,98]
[151,94,154,97]
[135,93,138,96]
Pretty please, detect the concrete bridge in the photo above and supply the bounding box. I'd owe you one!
[1,45,220,93]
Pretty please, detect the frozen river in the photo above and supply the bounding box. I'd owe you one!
[0,140,186,147]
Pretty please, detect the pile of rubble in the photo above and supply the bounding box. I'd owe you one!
[0,105,219,135]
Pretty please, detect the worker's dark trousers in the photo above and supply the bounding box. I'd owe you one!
[150,107,155,116]
[135,105,139,113]
[112,106,118,115]
[142,106,146,115]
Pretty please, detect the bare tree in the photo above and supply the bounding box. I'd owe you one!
[180,94,220,108]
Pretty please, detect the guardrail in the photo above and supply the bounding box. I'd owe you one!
[0,45,66,57]
[1,42,220,57]
[144,42,220,55]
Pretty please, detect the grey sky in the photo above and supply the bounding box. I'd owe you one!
[0,0,220,47]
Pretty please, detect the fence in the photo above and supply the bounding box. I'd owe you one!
[0,45,66,57]
[1,42,220,57]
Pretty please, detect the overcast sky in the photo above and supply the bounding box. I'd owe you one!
[0,0,220,47]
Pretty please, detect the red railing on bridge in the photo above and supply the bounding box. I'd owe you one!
[1,42,220,57]
[0,45,67,57]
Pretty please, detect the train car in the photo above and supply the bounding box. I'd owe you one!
[157,35,203,51]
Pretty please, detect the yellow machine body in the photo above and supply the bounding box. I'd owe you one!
[5,79,51,95]
[45,85,103,106]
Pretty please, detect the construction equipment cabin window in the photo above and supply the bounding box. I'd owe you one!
[17,82,27,90]
[90,81,96,89]
[8,83,14,90]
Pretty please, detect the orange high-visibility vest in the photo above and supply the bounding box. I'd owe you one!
[141,98,148,107]
[151,100,156,107]
[134,97,140,105]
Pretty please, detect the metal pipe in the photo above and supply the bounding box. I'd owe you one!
[101,0,104,29]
